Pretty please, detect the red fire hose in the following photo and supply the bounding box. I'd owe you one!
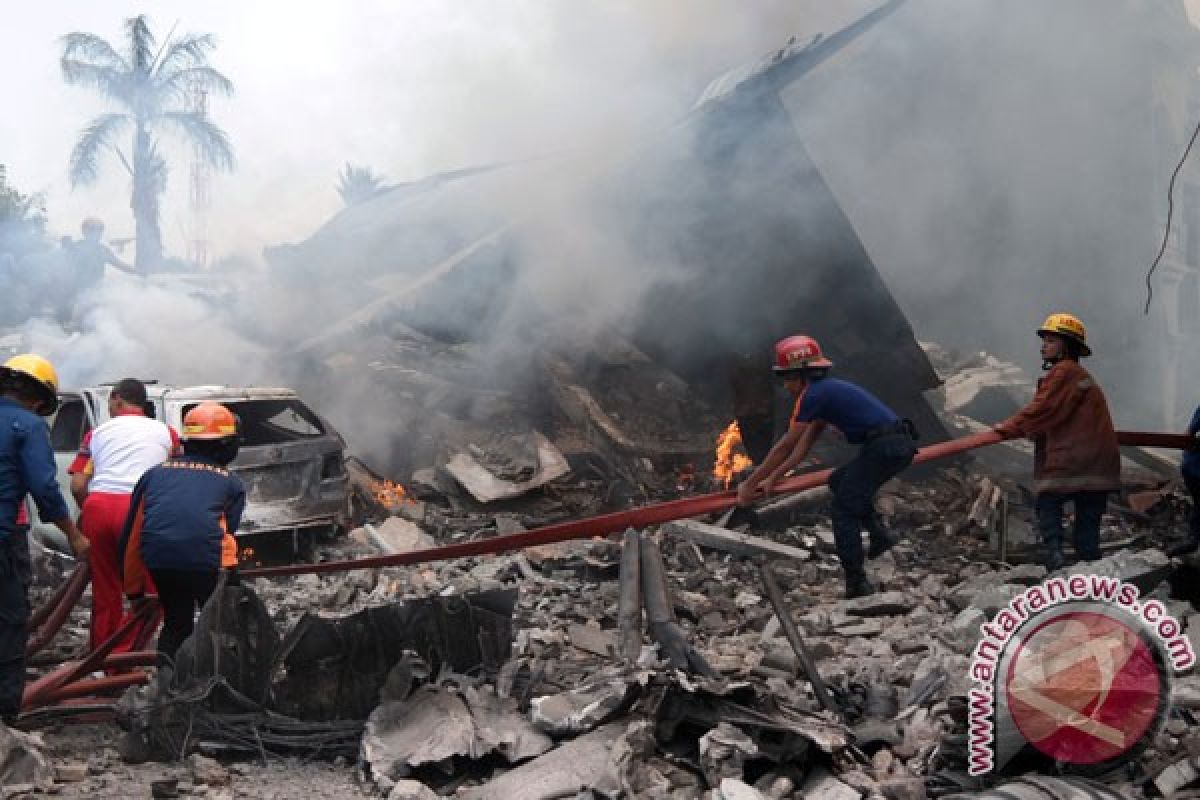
[241,430,1193,579]
[20,429,1192,716]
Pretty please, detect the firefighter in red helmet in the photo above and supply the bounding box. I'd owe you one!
[737,335,917,598]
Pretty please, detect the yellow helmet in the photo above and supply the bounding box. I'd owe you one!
[1,354,60,415]
[1036,312,1091,357]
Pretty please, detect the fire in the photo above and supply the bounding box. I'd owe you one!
[713,420,753,488]
[374,479,416,508]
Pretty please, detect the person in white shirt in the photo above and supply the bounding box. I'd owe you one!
[68,378,179,651]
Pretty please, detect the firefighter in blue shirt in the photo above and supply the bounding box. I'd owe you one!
[0,354,89,724]
[120,402,244,660]
[737,335,917,599]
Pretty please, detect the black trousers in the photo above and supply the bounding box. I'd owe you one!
[1036,490,1108,561]
[828,432,916,577]
[148,568,218,661]
[0,529,32,720]
[1186,474,1200,540]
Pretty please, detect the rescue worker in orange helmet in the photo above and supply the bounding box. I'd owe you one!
[737,335,918,598]
[993,313,1120,571]
[0,355,89,724]
[119,402,243,660]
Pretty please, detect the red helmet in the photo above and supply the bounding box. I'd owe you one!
[772,334,833,374]
[182,402,238,440]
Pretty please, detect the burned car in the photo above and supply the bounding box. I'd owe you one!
[30,384,349,560]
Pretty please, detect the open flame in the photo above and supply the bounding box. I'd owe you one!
[375,479,416,508]
[239,546,262,568]
[713,420,753,488]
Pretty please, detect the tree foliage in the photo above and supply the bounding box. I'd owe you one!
[337,163,386,206]
[61,15,234,269]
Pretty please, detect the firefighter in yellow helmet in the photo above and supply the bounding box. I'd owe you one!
[993,314,1120,570]
[0,355,89,724]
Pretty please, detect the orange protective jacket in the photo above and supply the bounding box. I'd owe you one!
[994,359,1121,494]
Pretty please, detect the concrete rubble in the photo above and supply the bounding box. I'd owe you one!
[15,344,1200,800]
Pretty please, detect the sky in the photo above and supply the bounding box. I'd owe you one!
[0,1,880,261]
[6,0,1200,445]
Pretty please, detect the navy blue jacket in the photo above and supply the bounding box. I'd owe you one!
[120,455,245,572]
[0,397,69,539]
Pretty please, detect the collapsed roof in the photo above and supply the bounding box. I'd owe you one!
[268,0,947,470]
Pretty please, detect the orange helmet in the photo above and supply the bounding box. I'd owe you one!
[182,402,238,440]
[772,335,833,375]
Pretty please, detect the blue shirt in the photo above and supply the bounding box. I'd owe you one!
[0,397,69,538]
[1184,406,1200,479]
[792,377,899,444]
[122,455,245,571]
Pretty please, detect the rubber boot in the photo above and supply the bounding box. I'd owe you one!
[845,569,874,599]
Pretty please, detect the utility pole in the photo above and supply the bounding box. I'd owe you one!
[187,78,211,267]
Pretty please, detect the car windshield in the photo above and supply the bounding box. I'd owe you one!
[184,399,325,445]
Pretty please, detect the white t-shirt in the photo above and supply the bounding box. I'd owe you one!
[70,413,180,495]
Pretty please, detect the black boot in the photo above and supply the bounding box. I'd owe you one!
[866,513,898,559]
[867,531,898,559]
[845,571,875,599]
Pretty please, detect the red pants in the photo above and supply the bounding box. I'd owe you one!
[81,492,137,652]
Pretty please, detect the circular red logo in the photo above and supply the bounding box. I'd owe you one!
[1004,611,1164,765]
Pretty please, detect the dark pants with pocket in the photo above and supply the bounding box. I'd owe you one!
[1036,490,1108,561]
[149,568,218,661]
[829,432,917,577]
[0,529,32,720]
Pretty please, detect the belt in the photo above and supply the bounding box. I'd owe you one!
[863,419,918,443]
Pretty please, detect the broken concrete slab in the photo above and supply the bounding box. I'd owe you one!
[1154,756,1200,796]
[800,767,861,800]
[662,519,811,562]
[530,676,634,736]
[444,431,569,503]
[457,722,624,800]
[567,623,618,658]
[387,780,440,800]
[832,618,884,637]
[718,777,768,799]
[362,517,436,554]
[1061,549,1171,594]
[961,584,1025,617]
[843,591,911,618]
[0,724,53,791]
[189,753,231,786]
[943,608,987,655]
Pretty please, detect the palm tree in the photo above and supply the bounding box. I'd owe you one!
[337,163,386,207]
[61,15,234,271]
